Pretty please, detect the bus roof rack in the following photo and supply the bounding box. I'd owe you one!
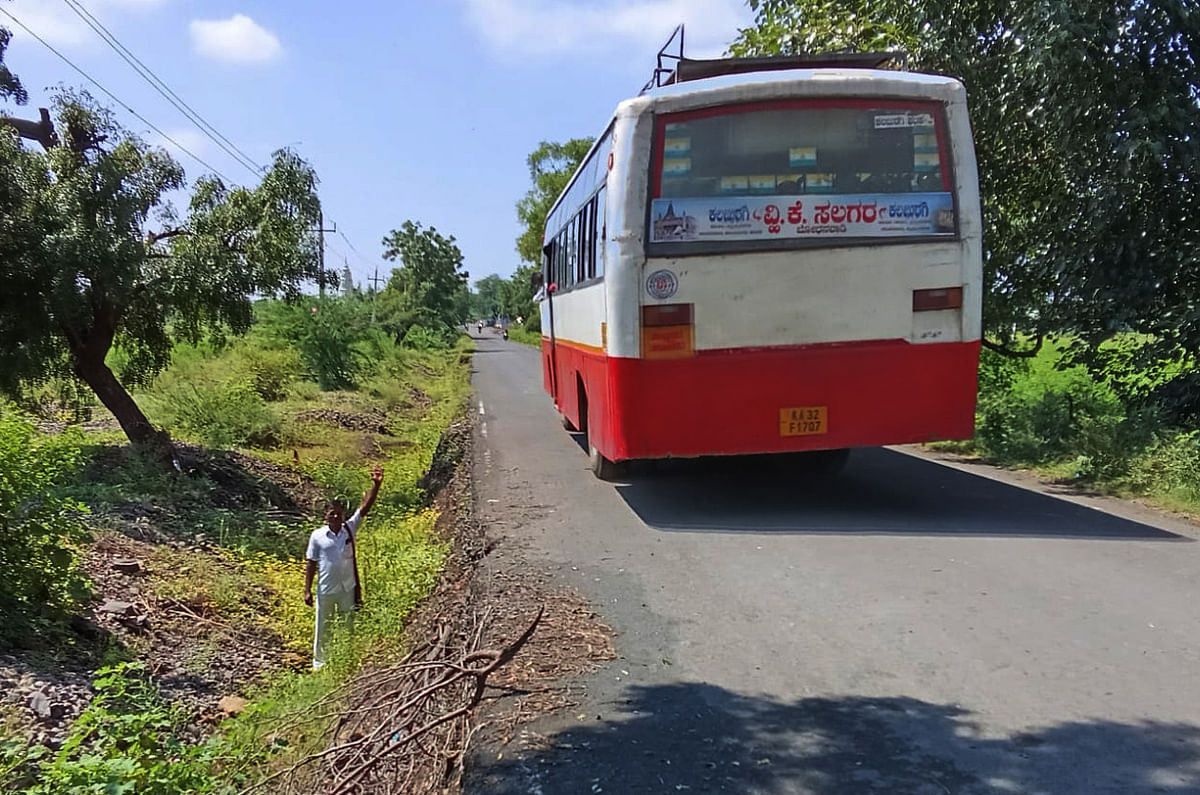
[640,25,906,93]
[672,52,906,83]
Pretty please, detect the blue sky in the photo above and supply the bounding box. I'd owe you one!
[3,0,753,288]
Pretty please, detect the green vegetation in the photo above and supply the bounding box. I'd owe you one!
[507,326,542,348]
[0,288,471,791]
[948,339,1200,512]
[381,220,470,345]
[0,23,472,794]
[5,663,223,795]
[0,411,91,646]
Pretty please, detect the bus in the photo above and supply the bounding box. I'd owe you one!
[536,50,982,479]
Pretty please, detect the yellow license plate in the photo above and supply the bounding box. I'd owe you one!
[779,406,827,436]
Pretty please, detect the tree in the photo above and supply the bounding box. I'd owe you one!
[381,220,468,336]
[0,23,26,105]
[732,1,1200,377]
[515,138,594,266]
[0,91,322,461]
[500,263,540,331]
[472,274,505,320]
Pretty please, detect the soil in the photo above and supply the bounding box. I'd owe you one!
[292,408,392,436]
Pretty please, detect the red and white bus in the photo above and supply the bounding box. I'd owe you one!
[537,54,982,479]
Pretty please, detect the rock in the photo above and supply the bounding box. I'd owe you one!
[99,600,136,616]
[111,558,142,575]
[218,695,247,715]
[69,615,103,639]
[28,691,51,719]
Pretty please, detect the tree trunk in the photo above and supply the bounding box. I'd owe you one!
[72,351,175,467]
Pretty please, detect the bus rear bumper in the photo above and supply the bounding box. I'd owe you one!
[600,339,980,462]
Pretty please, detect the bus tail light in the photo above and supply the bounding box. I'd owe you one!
[912,287,963,312]
[642,303,694,359]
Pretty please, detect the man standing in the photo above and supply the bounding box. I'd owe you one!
[304,465,384,669]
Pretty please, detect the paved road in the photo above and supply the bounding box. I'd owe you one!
[465,333,1200,794]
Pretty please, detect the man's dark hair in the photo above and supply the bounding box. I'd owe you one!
[324,499,346,514]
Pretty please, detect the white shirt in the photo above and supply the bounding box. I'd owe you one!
[306,510,362,595]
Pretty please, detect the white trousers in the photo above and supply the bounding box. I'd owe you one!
[313,590,355,669]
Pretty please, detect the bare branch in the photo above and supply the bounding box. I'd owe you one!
[982,334,1045,359]
[241,607,543,795]
[0,107,58,149]
[146,228,190,244]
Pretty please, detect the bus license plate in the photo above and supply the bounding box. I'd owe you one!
[779,406,827,436]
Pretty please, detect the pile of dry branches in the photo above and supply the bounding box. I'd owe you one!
[245,606,542,794]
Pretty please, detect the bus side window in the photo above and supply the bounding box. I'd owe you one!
[586,194,598,280]
[542,240,555,289]
[576,205,588,284]
[595,186,606,279]
[557,230,567,287]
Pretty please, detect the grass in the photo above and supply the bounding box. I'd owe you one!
[507,327,542,348]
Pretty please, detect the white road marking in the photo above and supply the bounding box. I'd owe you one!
[478,400,485,415]
[481,422,488,438]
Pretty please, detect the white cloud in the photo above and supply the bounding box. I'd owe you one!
[7,0,167,48]
[462,0,751,60]
[189,14,282,64]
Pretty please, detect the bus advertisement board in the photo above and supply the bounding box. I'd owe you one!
[649,192,955,243]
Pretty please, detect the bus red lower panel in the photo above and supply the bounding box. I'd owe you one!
[544,338,980,462]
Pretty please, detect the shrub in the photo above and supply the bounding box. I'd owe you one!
[0,409,91,644]
[233,345,302,402]
[974,343,1125,465]
[1126,431,1200,499]
[400,324,449,351]
[17,370,97,423]
[253,298,372,390]
[152,382,281,449]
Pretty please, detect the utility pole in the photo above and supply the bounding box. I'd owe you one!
[368,264,386,324]
[315,211,337,297]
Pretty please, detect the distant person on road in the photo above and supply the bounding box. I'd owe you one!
[477,321,483,334]
[304,465,384,669]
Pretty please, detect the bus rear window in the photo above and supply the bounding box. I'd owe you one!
[650,102,956,248]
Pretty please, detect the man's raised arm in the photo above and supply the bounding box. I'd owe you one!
[357,465,384,519]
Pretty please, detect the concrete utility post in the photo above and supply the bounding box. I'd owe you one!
[368,265,385,324]
[315,211,337,297]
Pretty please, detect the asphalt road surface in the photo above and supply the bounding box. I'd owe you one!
[465,332,1200,794]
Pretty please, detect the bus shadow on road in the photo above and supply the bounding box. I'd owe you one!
[467,682,1200,794]
[613,447,1189,539]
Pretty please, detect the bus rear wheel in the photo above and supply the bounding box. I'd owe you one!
[589,443,624,481]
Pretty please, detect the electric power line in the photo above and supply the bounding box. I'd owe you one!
[60,0,263,177]
[337,228,380,268]
[0,6,234,182]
